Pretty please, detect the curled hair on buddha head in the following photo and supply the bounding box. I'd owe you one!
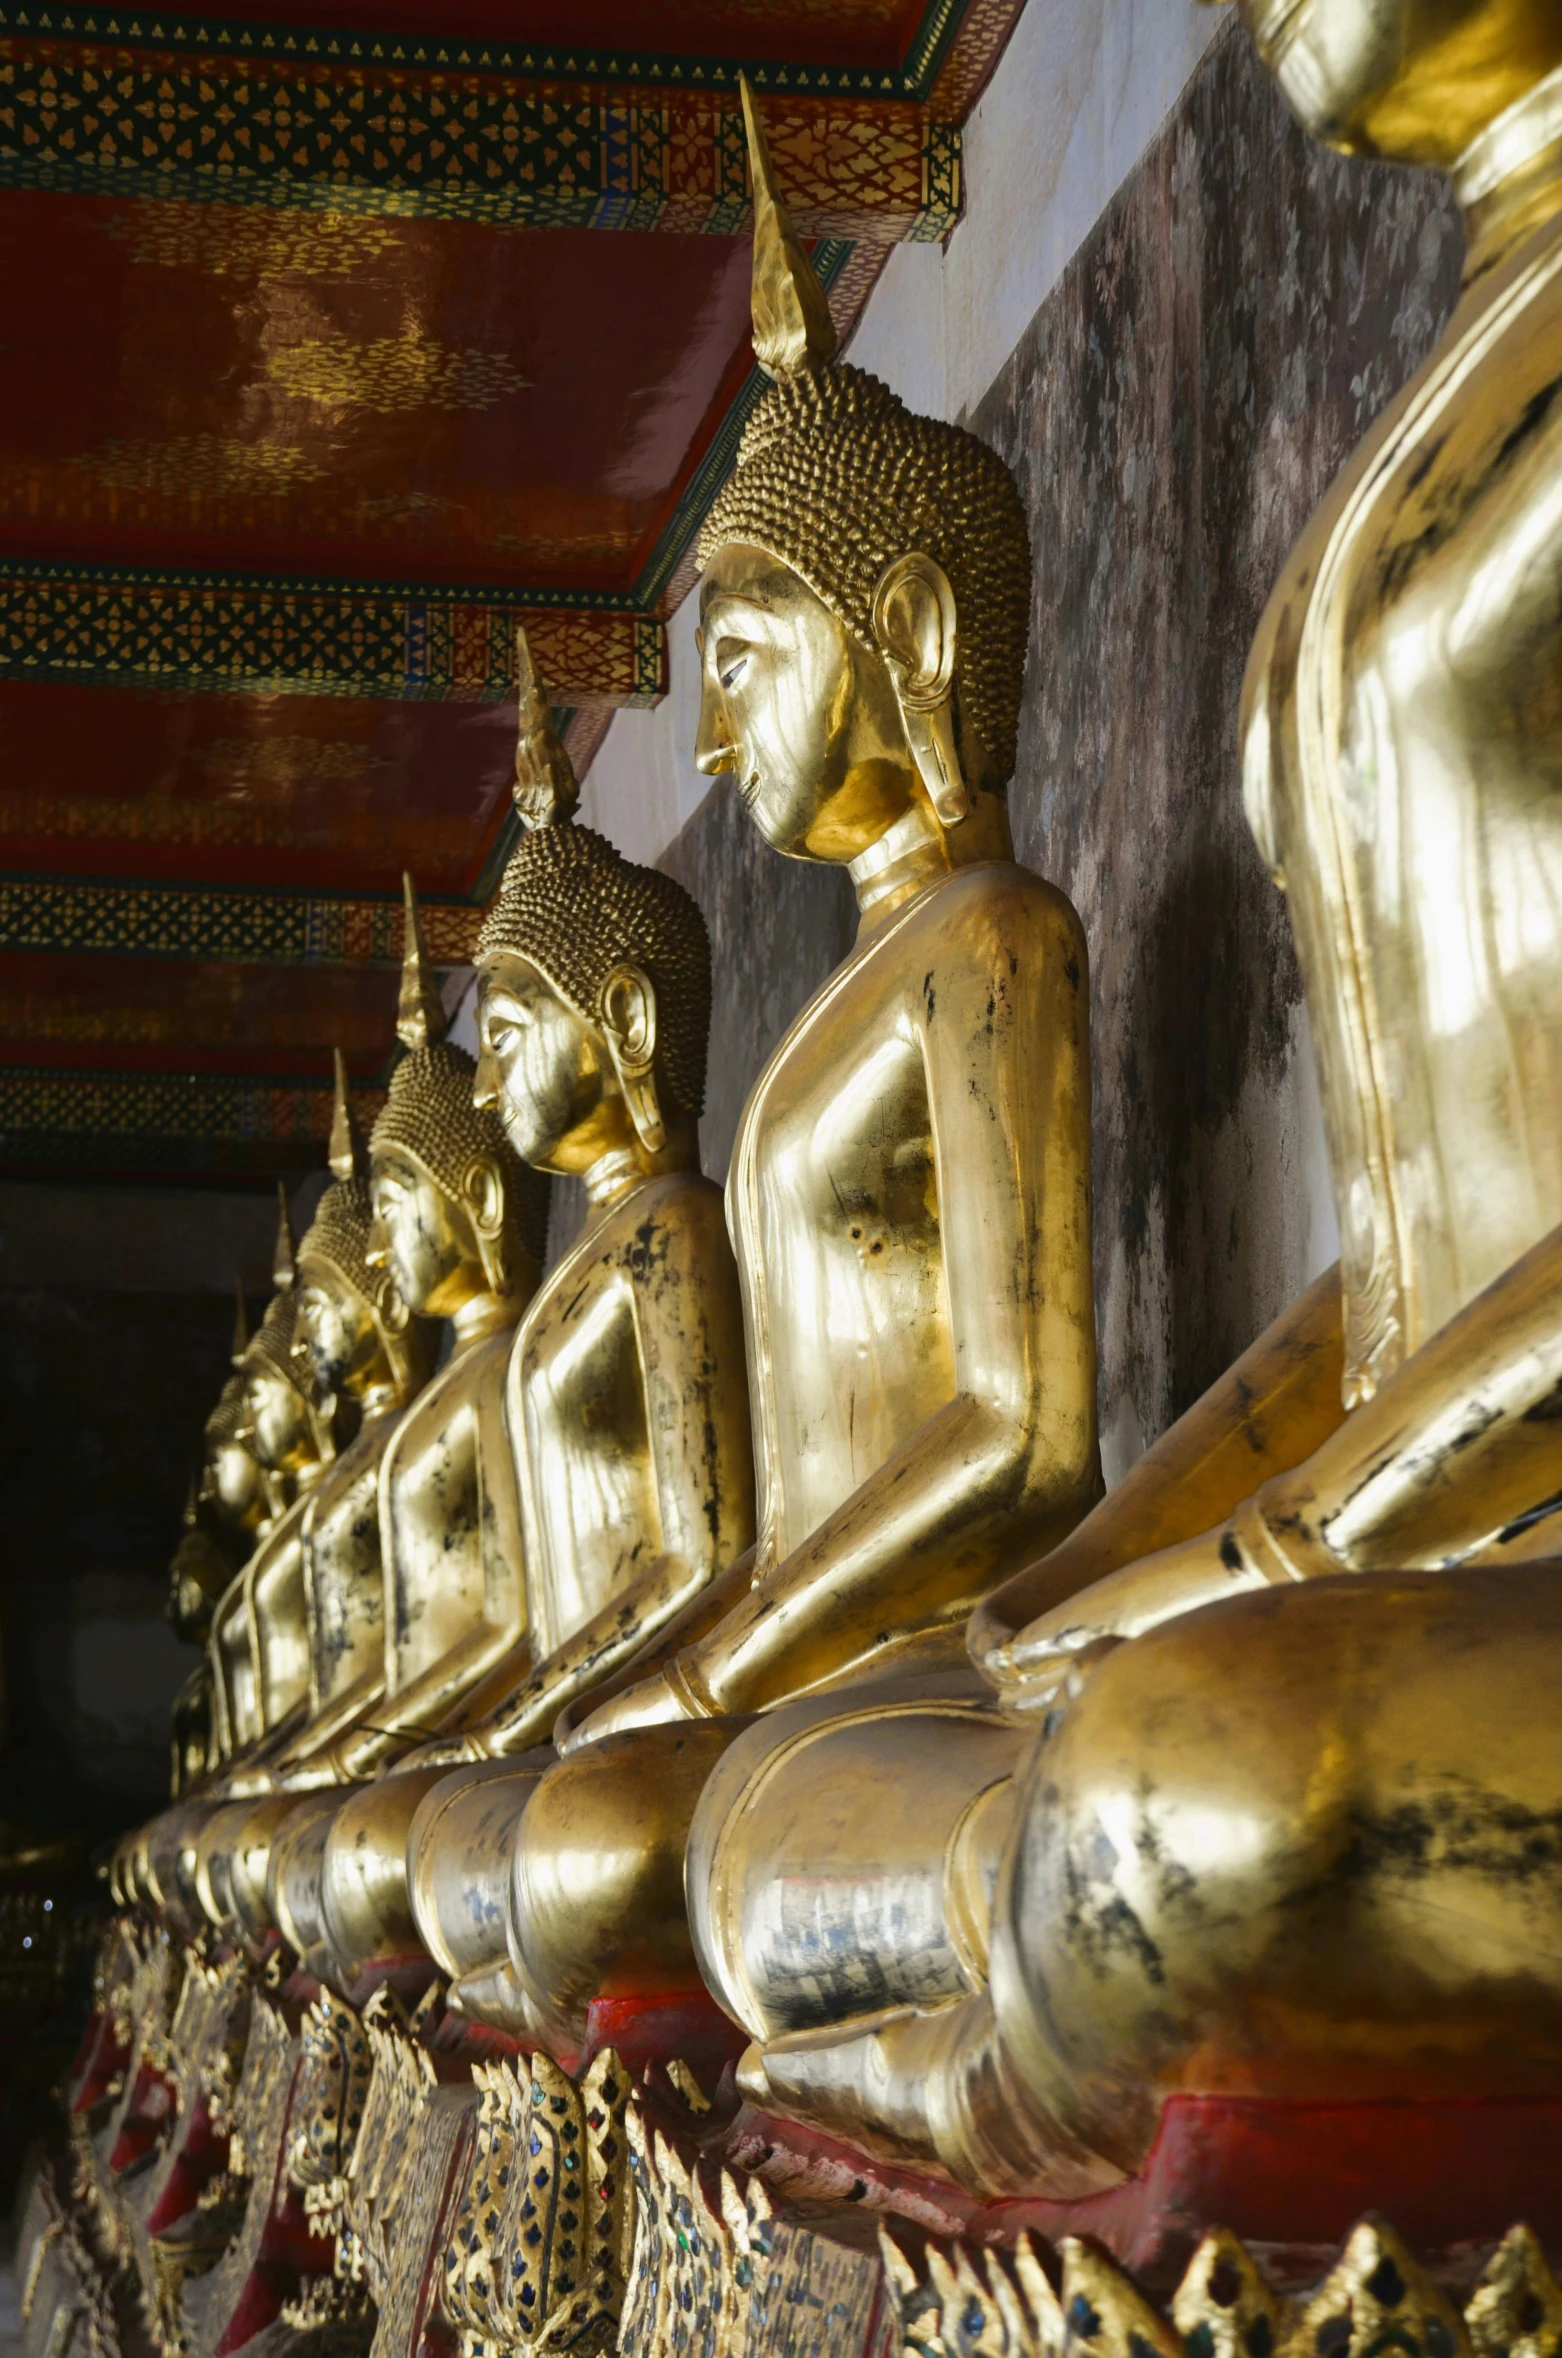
[696,78,1031,793]
[370,876,551,1272]
[475,626,713,1126]
[299,1052,432,1395]
[244,1285,310,1404]
[204,1372,251,1453]
[300,1050,381,1315]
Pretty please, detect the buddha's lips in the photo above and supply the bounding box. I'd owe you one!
[738,769,762,808]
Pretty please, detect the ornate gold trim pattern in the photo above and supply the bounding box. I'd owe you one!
[0,37,959,241]
[0,878,482,969]
[0,564,665,708]
[440,2047,635,2358]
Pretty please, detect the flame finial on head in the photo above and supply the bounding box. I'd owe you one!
[397,873,447,1052]
[512,625,580,831]
[328,1047,367,1184]
[272,1181,297,1292]
[740,74,837,379]
[230,1271,250,1365]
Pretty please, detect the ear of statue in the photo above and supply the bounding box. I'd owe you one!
[463,1156,512,1297]
[599,963,667,1154]
[871,552,971,827]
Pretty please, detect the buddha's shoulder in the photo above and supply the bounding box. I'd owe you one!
[539,1168,729,1293]
[392,1333,504,1440]
[901,856,1084,963]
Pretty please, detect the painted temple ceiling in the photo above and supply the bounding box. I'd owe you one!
[0,0,1024,1181]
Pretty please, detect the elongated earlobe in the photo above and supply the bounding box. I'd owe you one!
[463,1157,513,1298]
[600,963,667,1154]
[872,551,971,827]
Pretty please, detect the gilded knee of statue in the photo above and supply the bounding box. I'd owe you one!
[269,1790,351,1987]
[193,1799,262,1939]
[406,1753,553,1999]
[686,1674,1026,2052]
[226,1792,321,1945]
[147,1799,222,1939]
[319,1766,455,1995]
[990,1561,1562,2186]
[507,1721,747,2052]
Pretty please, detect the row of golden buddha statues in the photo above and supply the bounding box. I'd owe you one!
[29,9,1562,2354]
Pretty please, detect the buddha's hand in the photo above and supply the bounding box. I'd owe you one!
[991,1517,1277,1711]
[396,1732,474,1773]
[556,1664,701,1753]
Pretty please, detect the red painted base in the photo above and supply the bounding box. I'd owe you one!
[579,1989,748,2089]
[728,2092,1562,2284]
[107,2062,177,2175]
[414,1982,747,2087]
[347,1954,440,2016]
[145,2094,231,2236]
[209,2052,336,2355]
[68,2008,129,2118]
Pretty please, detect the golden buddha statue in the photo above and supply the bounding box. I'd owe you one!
[680,12,1562,2199]
[370,638,756,2021]
[486,83,1103,2062]
[197,1057,438,1943]
[142,1244,325,1932]
[272,882,550,1997]
[211,1240,330,1794]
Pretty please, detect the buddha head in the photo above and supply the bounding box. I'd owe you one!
[296,1051,435,1405]
[202,1376,260,1527]
[167,1478,234,1645]
[368,876,550,1319]
[240,1195,320,1478]
[473,632,712,1175]
[694,81,1030,865]
[1229,0,1562,168]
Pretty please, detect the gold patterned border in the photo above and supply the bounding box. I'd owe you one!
[0,877,481,967]
[0,564,665,708]
[0,37,960,241]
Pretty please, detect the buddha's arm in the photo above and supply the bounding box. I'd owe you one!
[332,1623,528,1776]
[336,1353,531,1775]
[275,1666,386,1772]
[431,1201,756,1759]
[995,1209,1562,1707]
[969,1264,1346,1687]
[673,885,1098,1719]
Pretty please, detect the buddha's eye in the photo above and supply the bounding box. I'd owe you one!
[715,639,748,694]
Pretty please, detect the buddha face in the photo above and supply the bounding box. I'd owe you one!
[696,542,917,860]
[369,1144,476,1317]
[296,1257,382,1398]
[474,953,606,1166]
[1237,0,1562,166]
[243,1362,313,1474]
[206,1432,260,1527]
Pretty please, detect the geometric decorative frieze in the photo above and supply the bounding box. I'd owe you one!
[0,564,666,707]
[0,36,962,243]
[0,1065,387,1174]
[0,877,482,966]
[0,2,1019,110]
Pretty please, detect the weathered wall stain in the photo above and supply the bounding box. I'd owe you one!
[658,20,1462,1483]
[979,19,1461,1469]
